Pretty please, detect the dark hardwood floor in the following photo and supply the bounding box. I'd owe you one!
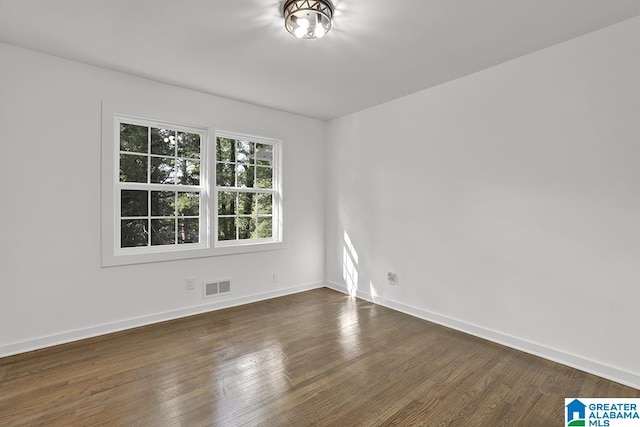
[1,288,638,426]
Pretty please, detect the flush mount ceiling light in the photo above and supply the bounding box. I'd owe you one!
[284,0,334,39]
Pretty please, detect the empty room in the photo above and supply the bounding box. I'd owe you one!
[1,1,640,425]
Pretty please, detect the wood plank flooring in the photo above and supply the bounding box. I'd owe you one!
[1,288,638,426]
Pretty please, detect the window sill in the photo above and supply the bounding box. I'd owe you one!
[102,240,286,267]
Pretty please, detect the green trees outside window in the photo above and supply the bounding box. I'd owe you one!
[215,136,276,242]
[116,118,279,253]
[119,122,202,249]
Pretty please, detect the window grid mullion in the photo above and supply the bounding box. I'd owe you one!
[120,183,202,192]
[147,126,151,186]
[174,190,179,245]
[145,186,151,247]
[215,186,274,194]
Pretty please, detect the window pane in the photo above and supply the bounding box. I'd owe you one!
[121,190,148,217]
[218,191,236,215]
[150,157,176,184]
[238,217,256,240]
[177,192,199,216]
[216,163,234,186]
[177,132,200,159]
[257,217,273,239]
[121,219,148,247]
[257,193,273,214]
[216,137,235,162]
[120,154,148,183]
[256,167,273,189]
[151,191,175,217]
[115,117,210,257]
[236,140,254,163]
[236,164,255,188]
[255,143,273,166]
[218,217,236,241]
[178,218,199,244]
[151,128,176,156]
[177,159,200,186]
[151,219,175,245]
[238,192,255,215]
[120,124,148,153]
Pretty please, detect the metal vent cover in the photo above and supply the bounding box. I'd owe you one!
[218,280,231,294]
[203,280,231,298]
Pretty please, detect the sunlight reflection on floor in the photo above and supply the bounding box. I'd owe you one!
[338,300,361,358]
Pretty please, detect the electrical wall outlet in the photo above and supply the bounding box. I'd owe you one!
[186,277,195,290]
[273,273,279,283]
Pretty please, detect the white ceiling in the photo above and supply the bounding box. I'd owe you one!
[1,0,640,121]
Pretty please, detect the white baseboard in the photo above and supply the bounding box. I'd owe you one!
[0,282,325,358]
[5,280,639,390]
[325,281,640,390]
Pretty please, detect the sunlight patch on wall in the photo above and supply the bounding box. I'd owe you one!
[369,280,379,301]
[343,231,359,296]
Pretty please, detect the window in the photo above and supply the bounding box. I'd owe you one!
[116,115,207,254]
[215,132,281,246]
[101,104,285,266]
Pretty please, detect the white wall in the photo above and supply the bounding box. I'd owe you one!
[0,43,326,355]
[2,16,640,389]
[326,16,640,388]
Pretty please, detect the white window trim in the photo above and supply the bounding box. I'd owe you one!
[101,100,286,267]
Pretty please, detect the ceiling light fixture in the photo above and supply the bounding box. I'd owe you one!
[283,0,334,39]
